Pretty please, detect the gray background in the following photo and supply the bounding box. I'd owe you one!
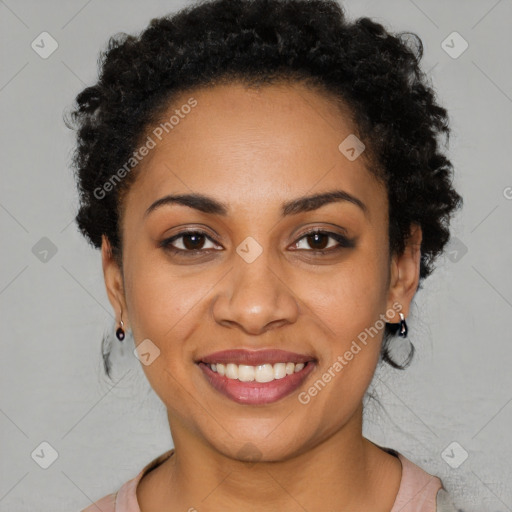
[1,0,511,510]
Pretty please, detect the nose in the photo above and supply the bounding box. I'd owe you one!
[211,249,300,335]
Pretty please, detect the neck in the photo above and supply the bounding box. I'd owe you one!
[139,403,400,511]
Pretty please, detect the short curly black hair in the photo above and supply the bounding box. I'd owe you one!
[66,0,462,375]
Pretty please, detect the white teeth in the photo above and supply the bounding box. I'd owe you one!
[255,364,274,383]
[207,361,308,382]
[226,363,238,379]
[273,362,287,379]
[238,365,255,382]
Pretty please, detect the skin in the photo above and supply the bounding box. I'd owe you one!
[101,81,422,511]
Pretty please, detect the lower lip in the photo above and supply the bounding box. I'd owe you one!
[197,362,316,405]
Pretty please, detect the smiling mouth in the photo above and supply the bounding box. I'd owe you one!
[195,349,317,405]
[200,361,309,383]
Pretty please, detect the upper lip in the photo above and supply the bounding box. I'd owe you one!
[197,349,316,366]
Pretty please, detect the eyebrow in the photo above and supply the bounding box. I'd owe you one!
[144,190,367,218]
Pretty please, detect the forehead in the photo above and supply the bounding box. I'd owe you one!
[124,81,386,220]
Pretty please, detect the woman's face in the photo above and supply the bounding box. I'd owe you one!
[103,81,421,461]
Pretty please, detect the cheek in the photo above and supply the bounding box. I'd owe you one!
[124,255,205,342]
[306,243,389,340]
[123,259,207,414]
[301,237,388,393]
[300,270,386,426]
[122,256,225,396]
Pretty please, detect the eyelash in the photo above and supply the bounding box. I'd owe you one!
[159,229,355,257]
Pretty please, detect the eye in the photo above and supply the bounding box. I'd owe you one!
[159,230,222,254]
[159,228,355,257]
[291,229,355,254]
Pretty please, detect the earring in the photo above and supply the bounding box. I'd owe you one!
[398,312,408,338]
[116,318,125,341]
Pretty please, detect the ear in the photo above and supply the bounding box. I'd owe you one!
[101,234,129,329]
[386,223,422,320]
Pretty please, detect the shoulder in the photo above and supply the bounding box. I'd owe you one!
[79,449,175,512]
[391,451,458,512]
[81,491,117,512]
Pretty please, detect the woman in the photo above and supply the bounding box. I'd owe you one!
[68,0,463,510]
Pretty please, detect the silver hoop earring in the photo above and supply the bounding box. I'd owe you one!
[398,312,408,338]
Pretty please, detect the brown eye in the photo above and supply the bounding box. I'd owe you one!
[292,230,355,253]
[181,233,206,250]
[160,228,355,258]
[160,230,221,254]
[305,232,329,250]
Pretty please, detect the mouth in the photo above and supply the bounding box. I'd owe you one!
[195,349,317,405]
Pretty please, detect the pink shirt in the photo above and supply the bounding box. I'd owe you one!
[81,449,453,511]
